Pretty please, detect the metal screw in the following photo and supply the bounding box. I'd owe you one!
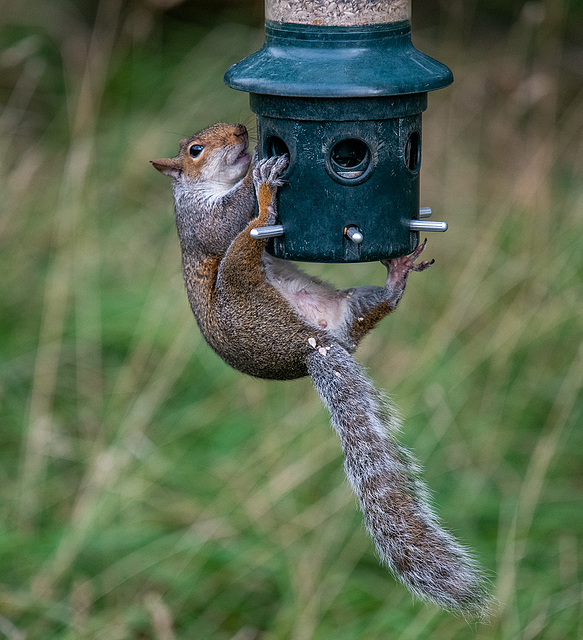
[345,226,364,244]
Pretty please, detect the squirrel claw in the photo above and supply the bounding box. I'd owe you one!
[253,154,289,189]
[265,204,277,225]
[382,240,434,282]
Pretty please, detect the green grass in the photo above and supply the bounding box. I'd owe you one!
[1,1,582,638]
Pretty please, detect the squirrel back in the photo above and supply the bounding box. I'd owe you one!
[152,123,490,617]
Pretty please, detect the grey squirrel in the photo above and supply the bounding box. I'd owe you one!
[151,122,489,617]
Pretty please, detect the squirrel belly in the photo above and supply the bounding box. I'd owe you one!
[152,123,490,617]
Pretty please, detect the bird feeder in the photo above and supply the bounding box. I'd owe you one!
[224,0,453,262]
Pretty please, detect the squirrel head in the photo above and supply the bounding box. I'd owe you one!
[151,123,251,191]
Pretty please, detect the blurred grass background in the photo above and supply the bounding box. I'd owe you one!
[1,0,582,638]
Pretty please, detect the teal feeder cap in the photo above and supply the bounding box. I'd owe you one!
[224,15,453,263]
[225,21,453,98]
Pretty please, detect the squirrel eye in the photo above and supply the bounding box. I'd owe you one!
[189,144,204,158]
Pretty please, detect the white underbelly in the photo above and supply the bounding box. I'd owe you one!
[262,254,349,333]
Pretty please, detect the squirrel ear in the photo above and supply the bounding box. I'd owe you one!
[150,158,182,179]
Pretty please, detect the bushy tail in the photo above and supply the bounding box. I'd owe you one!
[307,342,489,617]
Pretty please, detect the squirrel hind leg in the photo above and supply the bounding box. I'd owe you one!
[340,242,437,348]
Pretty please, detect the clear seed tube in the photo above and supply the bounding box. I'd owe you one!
[265,0,411,26]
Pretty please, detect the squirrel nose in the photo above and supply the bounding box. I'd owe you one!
[234,123,247,137]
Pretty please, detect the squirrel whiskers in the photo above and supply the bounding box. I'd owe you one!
[152,122,490,617]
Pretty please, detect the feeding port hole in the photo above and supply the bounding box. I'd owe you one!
[404,130,420,172]
[330,139,371,179]
[266,136,290,158]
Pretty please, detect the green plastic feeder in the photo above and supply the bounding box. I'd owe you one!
[224,0,453,262]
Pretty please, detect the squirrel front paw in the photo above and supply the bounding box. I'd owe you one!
[253,155,289,191]
[252,155,289,227]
